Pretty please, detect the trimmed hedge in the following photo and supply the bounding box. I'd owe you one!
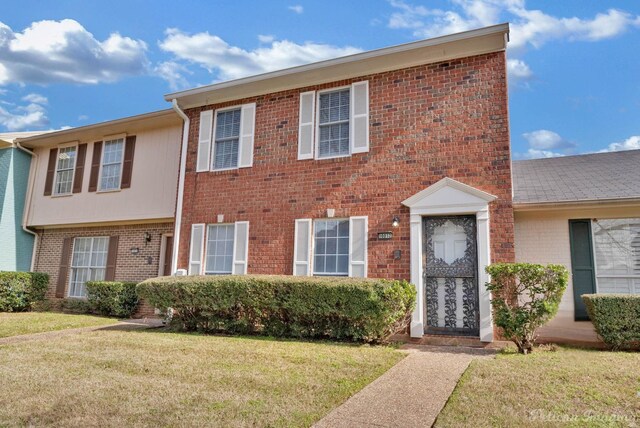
[0,271,49,312]
[583,294,640,350]
[86,281,140,318]
[138,275,416,342]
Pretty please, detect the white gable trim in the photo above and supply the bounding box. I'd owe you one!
[405,177,495,342]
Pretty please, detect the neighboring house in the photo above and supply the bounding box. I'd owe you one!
[513,150,640,343]
[16,110,182,309]
[166,24,514,341]
[0,132,44,271]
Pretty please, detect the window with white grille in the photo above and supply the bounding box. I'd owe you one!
[53,146,77,195]
[69,237,109,298]
[313,219,349,276]
[318,89,350,158]
[213,109,241,170]
[100,138,124,191]
[205,224,235,274]
[592,218,640,294]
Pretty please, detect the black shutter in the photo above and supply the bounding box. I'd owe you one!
[569,220,597,321]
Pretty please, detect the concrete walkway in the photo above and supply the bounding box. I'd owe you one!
[0,318,164,346]
[314,345,495,428]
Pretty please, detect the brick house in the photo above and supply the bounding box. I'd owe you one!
[16,110,183,311]
[166,24,514,341]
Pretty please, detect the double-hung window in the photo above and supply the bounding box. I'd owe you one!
[53,146,77,195]
[213,108,241,170]
[317,89,350,158]
[204,224,235,274]
[100,137,125,191]
[592,218,640,294]
[313,219,350,276]
[69,237,109,298]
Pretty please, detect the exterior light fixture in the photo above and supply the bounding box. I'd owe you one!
[130,247,140,255]
[144,232,152,243]
[392,216,400,227]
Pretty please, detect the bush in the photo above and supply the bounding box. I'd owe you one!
[138,275,416,343]
[86,281,140,318]
[583,294,640,351]
[486,263,568,354]
[60,298,93,314]
[0,271,49,312]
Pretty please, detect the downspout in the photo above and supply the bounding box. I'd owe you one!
[170,99,190,274]
[15,142,38,272]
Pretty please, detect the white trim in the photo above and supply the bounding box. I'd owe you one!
[203,223,235,275]
[97,136,125,192]
[238,102,256,168]
[348,216,368,278]
[350,81,369,154]
[312,218,350,277]
[403,177,495,342]
[293,218,313,276]
[188,223,205,275]
[196,110,213,173]
[315,85,351,160]
[297,91,315,160]
[232,221,249,274]
[68,236,109,298]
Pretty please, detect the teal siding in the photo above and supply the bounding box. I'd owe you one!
[0,147,34,271]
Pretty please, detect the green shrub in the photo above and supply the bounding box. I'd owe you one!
[86,281,140,318]
[138,275,416,343]
[486,263,568,354]
[0,271,50,312]
[583,294,640,351]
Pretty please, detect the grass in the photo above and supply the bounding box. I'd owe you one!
[0,312,118,338]
[436,345,640,427]
[0,329,404,427]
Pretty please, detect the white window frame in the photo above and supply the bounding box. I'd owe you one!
[68,236,109,298]
[98,134,126,192]
[52,142,78,196]
[591,218,640,294]
[315,85,352,160]
[210,105,243,172]
[312,218,350,277]
[204,223,236,275]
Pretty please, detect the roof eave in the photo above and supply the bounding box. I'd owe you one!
[165,23,509,108]
[513,197,640,211]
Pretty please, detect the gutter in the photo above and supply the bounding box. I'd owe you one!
[513,197,640,212]
[15,142,38,272]
[170,99,190,274]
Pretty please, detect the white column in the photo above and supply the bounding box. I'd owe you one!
[410,214,424,337]
[477,208,493,342]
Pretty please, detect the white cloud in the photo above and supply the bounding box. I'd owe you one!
[78,114,89,121]
[515,148,565,159]
[599,135,640,152]
[506,58,532,81]
[522,129,575,150]
[258,34,275,44]
[288,5,304,14]
[388,1,640,51]
[154,61,192,91]
[22,93,47,104]
[0,19,148,85]
[0,98,48,131]
[159,29,361,83]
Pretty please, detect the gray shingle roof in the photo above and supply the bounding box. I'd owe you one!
[512,149,640,204]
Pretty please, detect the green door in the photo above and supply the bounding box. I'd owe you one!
[568,220,596,321]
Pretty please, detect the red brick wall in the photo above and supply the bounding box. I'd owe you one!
[178,52,515,279]
[34,222,173,315]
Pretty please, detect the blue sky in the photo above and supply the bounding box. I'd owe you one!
[1,0,639,157]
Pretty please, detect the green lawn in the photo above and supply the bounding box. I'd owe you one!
[0,329,404,427]
[436,346,640,427]
[0,312,118,338]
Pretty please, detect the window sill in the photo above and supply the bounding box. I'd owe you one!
[96,188,122,194]
[51,193,73,198]
[314,154,352,161]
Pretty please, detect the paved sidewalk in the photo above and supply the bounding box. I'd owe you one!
[314,345,495,428]
[0,318,163,346]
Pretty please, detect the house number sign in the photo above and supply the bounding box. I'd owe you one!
[378,231,393,240]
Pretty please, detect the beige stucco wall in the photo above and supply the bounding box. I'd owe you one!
[514,203,640,343]
[28,124,181,227]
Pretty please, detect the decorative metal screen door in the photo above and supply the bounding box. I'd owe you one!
[423,215,479,336]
